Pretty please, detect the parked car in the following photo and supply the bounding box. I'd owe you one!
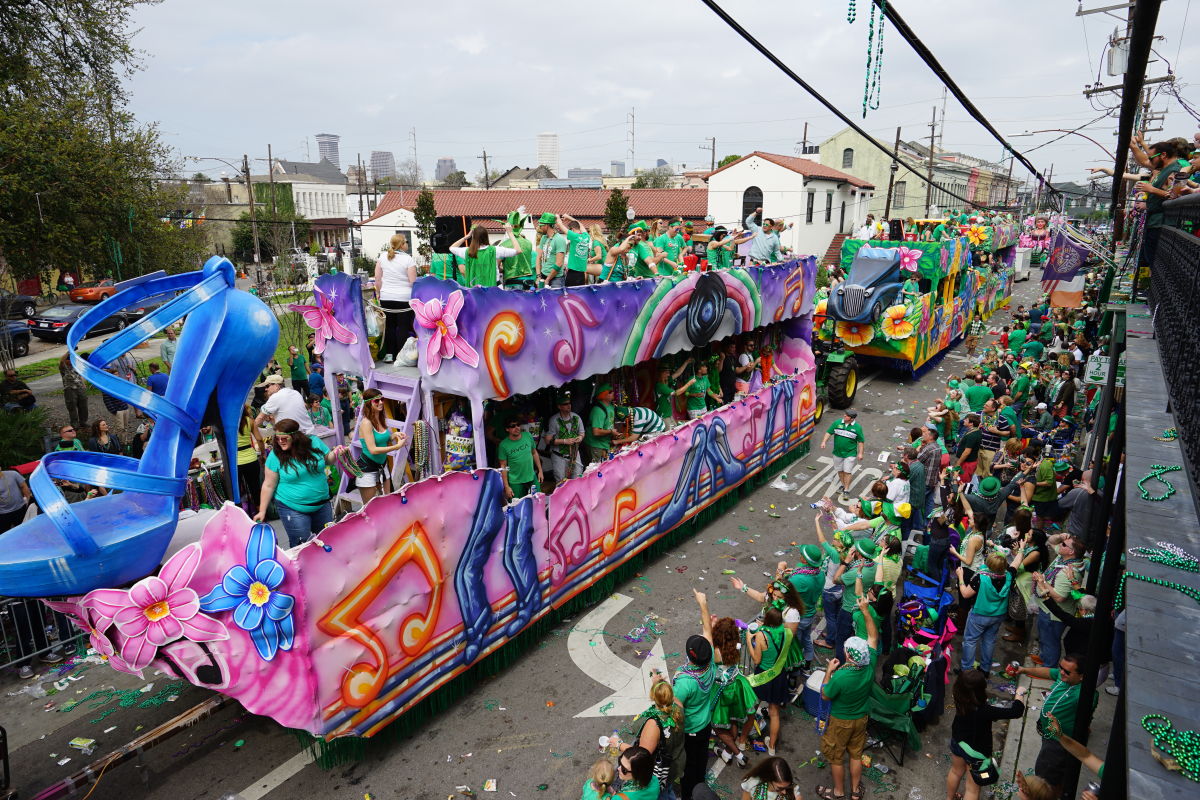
[0,289,39,319]
[123,300,164,322]
[826,247,904,324]
[0,320,31,358]
[27,304,127,342]
[69,279,117,303]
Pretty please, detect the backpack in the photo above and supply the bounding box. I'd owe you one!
[629,708,684,787]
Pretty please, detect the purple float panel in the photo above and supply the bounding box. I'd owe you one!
[409,259,817,403]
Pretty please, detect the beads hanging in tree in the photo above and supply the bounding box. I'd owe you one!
[862,0,887,116]
[846,0,857,23]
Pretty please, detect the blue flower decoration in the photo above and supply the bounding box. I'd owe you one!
[199,523,295,661]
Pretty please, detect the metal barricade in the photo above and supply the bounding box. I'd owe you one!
[0,596,82,670]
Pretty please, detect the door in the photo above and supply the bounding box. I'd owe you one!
[839,201,847,233]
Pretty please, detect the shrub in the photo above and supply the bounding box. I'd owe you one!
[0,407,50,468]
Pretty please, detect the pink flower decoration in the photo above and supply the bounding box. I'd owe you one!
[897,246,921,273]
[410,289,480,374]
[289,290,358,354]
[81,544,228,673]
[42,598,131,671]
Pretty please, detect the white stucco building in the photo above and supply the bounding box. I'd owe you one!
[704,152,874,258]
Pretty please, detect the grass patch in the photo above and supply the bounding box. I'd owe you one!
[18,356,62,381]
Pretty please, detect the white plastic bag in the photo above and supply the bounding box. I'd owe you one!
[365,307,381,338]
[399,336,419,367]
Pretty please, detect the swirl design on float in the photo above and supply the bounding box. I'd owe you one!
[603,488,637,557]
[547,492,591,586]
[483,311,525,398]
[552,294,601,377]
[686,272,728,346]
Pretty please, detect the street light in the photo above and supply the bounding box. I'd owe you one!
[1008,130,1115,160]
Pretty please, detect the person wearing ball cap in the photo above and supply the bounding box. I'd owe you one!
[779,543,825,672]
[817,592,879,800]
[624,220,671,278]
[831,538,879,662]
[674,588,720,800]
[535,212,567,288]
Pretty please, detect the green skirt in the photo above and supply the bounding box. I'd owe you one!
[712,673,758,727]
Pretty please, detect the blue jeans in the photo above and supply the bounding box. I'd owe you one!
[961,612,1005,671]
[796,614,816,662]
[1037,614,1066,668]
[277,499,333,548]
[821,587,842,647]
[924,484,937,520]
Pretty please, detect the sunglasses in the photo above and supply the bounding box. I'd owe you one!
[275,434,292,441]
[617,762,631,774]
[371,397,385,403]
[62,428,75,433]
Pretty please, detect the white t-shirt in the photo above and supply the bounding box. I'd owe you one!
[0,470,28,514]
[885,476,910,505]
[262,387,315,434]
[376,251,416,302]
[783,606,802,625]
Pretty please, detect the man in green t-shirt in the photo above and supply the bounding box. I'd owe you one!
[1008,324,1028,356]
[535,212,567,288]
[820,410,865,502]
[962,373,993,414]
[677,363,721,420]
[1016,654,1096,794]
[820,594,878,800]
[674,590,719,800]
[783,544,824,669]
[1032,454,1061,516]
[652,220,685,272]
[497,419,541,500]
[625,221,668,278]
[1010,365,1032,419]
[583,384,634,462]
[556,214,594,287]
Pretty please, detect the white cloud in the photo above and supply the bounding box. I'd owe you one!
[451,33,487,56]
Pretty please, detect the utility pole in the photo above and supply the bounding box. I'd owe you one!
[884,127,902,220]
[243,154,260,265]
[479,150,491,189]
[700,138,716,171]
[356,153,365,222]
[1003,155,1014,207]
[802,122,809,153]
[266,143,277,215]
[627,108,636,174]
[924,106,937,213]
[937,87,948,151]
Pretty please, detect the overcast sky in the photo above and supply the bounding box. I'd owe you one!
[128,0,1197,188]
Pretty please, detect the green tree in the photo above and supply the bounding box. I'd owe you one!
[474,168,503,188]
[603,189,629,243]
[443,170,470,187]
[718,154,742,168]
[631,165,673,189]
[231,210,310,264]
[414,188,437,262]
[191,172,211,182]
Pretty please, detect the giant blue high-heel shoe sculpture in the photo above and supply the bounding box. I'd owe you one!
[0,257,279,597]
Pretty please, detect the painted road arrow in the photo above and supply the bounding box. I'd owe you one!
[568,593,668,718]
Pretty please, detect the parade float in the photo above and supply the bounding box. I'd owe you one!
[3,255,819,745]
[816,233,1011,375]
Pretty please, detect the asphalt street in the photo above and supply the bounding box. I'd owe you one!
[8,274,1049,800]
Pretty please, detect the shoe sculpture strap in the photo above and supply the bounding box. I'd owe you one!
[29,451,189,558]
[69,268,234,433]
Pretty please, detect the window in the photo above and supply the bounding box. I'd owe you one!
[894,181,907,209]
[842,148,854,169]
[741,186,763,222]
[806,191,815,224]
[825,193,833,223]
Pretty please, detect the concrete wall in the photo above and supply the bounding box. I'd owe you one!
[706,155,872,259]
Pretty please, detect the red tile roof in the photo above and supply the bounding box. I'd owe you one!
[704,151,875,189]
[361,188,709,226]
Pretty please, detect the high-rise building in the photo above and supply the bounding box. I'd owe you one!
[567,167,602,179]
[435,157,458,182]
[610,160,625,177]
[656,158,669,169]
[370,151,396,183]
[315,133,341,169]
[536,133,560,175]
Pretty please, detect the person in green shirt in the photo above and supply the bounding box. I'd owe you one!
[818,593,878,800]
[287,346,307,395]
[1008,324,1028,356]
[254,418,343,547]
[677,362,722,419]
[652,220,685,273]
[535,212,568,288]
[820,410,865,501]
[498,212,535,288]
[1010,366,1032,419]
[783,544,825,668]
[706,226,753,271]
[674,589,719,800]
[1021,337,1045,363]
[899,275,922,305]
[1015,654,1096,795]
[543,393,584,483]
[1031,454,1061,516]
[555,214,595,287]
[449,222,521,288]
[656,361,691,428]
[963,374,993,414]
[584,384,632,462]
[613,747,659,800]
[623,221,669,278]
[496,418,542,500]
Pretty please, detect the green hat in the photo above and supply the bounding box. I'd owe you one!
[628,220,648,232]
[948,380,960,389]
[798,544,823,567]
[1053,459,1071,472]
[556,392,572,405]
[507,210,528,228]
[976,476,1002,498]
[595,383,613,397]
[854,539,879,559]
[537,212,557,225]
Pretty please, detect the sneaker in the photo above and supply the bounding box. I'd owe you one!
[719,750,732,764]
[39,649,63,664]
[1105,686,1121,696]
[765,737,775,756]
[18,665,33,679]
[735,752,748,767]
[383,354,394,363]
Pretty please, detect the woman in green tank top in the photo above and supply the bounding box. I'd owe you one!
[748,607,790,755]
[448,223,521,288]
[355,388,408,505]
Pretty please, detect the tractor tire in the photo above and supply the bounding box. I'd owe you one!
[827,358,859,409]
[814,394,826,425]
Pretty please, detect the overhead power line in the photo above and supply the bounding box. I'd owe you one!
[695,0,1003,210]
[868,0,1060,202]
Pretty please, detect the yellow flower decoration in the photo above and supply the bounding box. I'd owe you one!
[880,304,915,340]
[836,320,875,347]
[966,225,988,246]
[814,297,828,318]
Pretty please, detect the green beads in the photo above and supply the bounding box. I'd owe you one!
[1138,464,1182,501]
[1142,714,1200,782]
